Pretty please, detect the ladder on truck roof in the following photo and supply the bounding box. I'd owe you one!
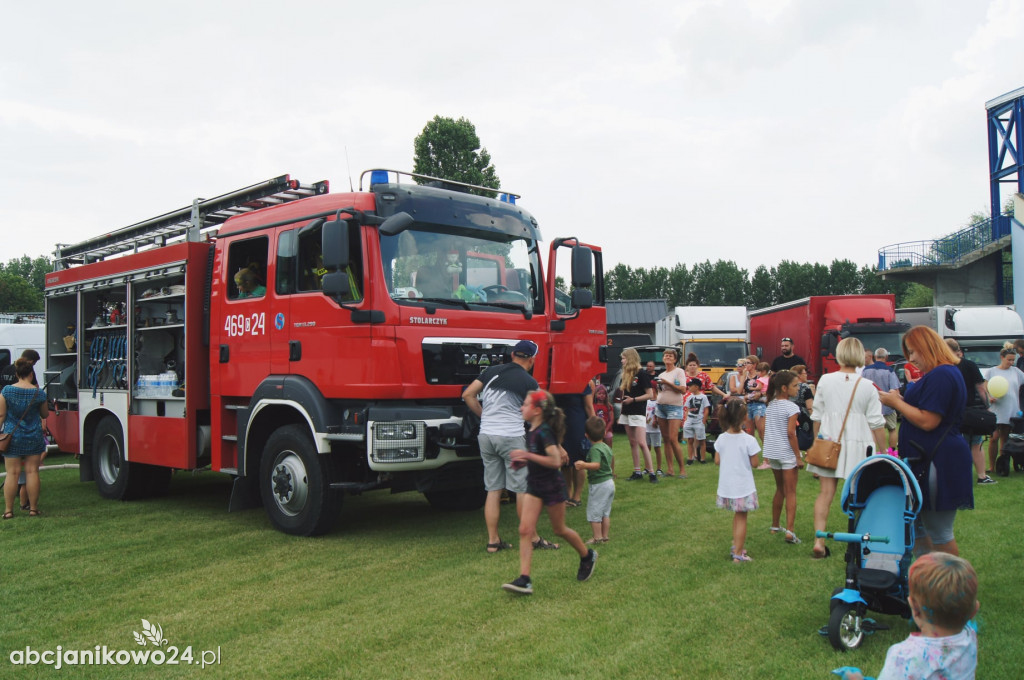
[53,174,329,270]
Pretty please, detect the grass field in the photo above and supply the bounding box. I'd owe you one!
[1,441,1021,679]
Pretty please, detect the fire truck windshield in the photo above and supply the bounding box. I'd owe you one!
[382,227,540,310]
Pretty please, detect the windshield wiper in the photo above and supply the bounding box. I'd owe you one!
[415,297,471,310]
[477,300,533,319]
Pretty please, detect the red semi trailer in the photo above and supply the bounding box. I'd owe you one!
[43,171,605,535]
[748,295,909,381]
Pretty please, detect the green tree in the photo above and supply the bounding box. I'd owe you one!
[747,265,777,309]
[826,259,862,295]
[689,260,747,305]
[0,255,51,296]
[775,260,816,301]
[412,116,500,196]
[665,264,694,307]
[0,272,44,311]
[899,282,934,307]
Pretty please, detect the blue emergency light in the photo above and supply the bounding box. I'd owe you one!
[369,170,389,187]
[499,193,516,205]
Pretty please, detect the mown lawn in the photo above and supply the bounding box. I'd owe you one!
[1,442,1020,679]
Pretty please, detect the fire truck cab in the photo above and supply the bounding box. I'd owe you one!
[44,171,605,535]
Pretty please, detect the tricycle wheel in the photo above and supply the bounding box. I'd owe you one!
[828,604,865,651]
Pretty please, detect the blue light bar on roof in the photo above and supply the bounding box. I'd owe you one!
[499,193,516,205]
[369,170,389,187]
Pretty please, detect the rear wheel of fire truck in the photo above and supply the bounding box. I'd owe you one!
[828,603,865,651]
[260,424,341,536]
[92,416,145,500]
[425,486,486,511]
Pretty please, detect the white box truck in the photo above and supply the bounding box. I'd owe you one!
[656,306,748,385]
[895,305,1023,369]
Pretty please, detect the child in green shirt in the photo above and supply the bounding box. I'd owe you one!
[575,416,615,544]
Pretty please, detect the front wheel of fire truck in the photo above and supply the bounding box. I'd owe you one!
[259,424,342,536]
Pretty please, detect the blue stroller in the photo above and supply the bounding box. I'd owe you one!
[816,454,923,651]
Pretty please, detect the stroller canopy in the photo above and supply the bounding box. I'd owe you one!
[841,455,923,520]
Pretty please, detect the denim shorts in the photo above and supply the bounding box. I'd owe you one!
[747,401,766,419]
[655,403,684,420]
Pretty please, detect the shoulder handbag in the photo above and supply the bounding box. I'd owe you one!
[0,397,38,453]
[805,377,862,470]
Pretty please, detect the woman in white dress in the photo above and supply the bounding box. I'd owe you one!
[807,337,888,559]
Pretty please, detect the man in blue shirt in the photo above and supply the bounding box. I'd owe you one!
[861,347,901,450]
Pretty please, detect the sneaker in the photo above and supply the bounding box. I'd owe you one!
[655,469,664,477]
[649,473,658,484]
[698,458,707,464]
[686,458,695,465]
[978,476,998,485]
[502,575,533,595]
[577,549,598,582]
[626,471,644,481]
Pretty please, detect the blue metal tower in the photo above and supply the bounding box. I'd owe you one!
[987,87,1024,220]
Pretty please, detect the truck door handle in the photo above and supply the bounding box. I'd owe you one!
[289,340,301,362]
[219,345,230,363]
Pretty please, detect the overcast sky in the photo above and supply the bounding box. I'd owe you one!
[3,0,1023,276]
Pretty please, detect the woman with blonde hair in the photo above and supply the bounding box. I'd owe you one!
[617,347,656,482]
[808,337,887,559]
[880,326,972,556]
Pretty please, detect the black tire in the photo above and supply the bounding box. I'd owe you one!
[92,416,147,500]
[828,604,865,651]
[425,486,486,511]
[259,424,341,536]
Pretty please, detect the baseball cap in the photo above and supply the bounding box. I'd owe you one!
[686,377,702,388]
[512,340,538,357]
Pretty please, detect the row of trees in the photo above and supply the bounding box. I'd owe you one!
[605,259,933,308]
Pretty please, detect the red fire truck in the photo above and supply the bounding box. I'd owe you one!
[44,171,605,535]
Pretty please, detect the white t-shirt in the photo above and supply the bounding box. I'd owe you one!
[684,393,710,424]
[645,400,659,433]
[877,626,977,680]
[763,399,800,461]
[715,431,760,499]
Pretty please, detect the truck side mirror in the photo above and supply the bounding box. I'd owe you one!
[571,245,593,289]
[820,333,837,357]
[379,211,414,236]
[321,219,350,271]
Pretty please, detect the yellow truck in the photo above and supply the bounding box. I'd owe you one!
[655,306,748,386]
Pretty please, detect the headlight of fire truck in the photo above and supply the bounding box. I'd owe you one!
[370,421,426,463]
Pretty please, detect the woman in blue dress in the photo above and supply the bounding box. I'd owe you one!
[880,326,972,556]
[1,358,49,518]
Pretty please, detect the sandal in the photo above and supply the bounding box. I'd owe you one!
[811,545,832,559]
[785,531,802,544]
[585,538,602,545]
[731,550,753,563]
[29,509,42,517]
[20,503,30,511]
[2,512,13,520]
[565,499,581,508]
[486,539,512,553]
[532,537,560,550]
[769,526,782,534]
